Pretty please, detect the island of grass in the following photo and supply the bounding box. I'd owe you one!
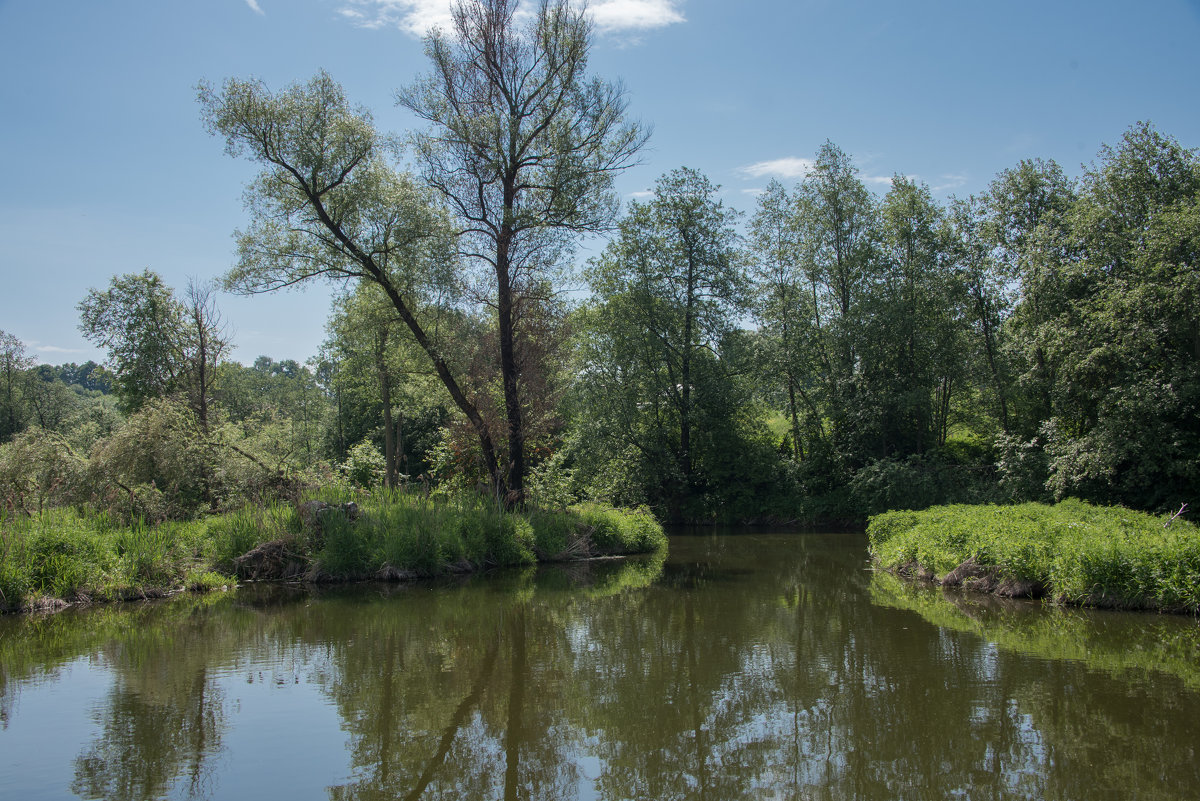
[0,489,666,614]
[868,499,1200,614]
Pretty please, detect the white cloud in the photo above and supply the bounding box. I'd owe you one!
[337,0,684,37]
[245,0,265,15]
[629,190,654,199]
[590,0,685,33]
[338,0,453,35]
[740,188,764,197]
[738,157,814,180]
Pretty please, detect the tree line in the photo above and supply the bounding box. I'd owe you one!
[2,0,1196,523]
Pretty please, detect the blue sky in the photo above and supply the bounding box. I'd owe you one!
[2,0,1198,365]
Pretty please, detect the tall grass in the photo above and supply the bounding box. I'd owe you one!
[868,499,1200,612]
[0,488,666,613]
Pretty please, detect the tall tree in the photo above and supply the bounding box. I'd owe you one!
[582,168,747,517]
[1039,123,1200,507]
[324,286,446,487]
[197,73,505,491]
[180,279,229,433]
[397,0,648,503]
[794,141,878,386]
[865,176,963,454]
[749,181,815,460]
[985,158,1076,431]
[0,330,34,441]
[948,194,1014,435]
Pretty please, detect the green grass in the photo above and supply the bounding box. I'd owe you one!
[0,490,667,613]
[868,499,1200,612]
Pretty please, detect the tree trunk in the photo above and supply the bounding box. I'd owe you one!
[496,225,525,507]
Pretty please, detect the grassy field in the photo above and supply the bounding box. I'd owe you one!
[868,499,1200,613]
[0,489,666,613]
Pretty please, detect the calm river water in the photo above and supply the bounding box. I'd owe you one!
[2,531,1200,800]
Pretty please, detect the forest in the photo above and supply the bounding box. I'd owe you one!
[1,0,1197,530]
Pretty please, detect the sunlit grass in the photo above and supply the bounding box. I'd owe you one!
[868,499,1200,612]
[0,488,666,613]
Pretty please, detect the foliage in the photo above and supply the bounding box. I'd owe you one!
[577,167,752,519]
[341,439,386,489]
[0,428,88,513]
[78,272,228,422]
[869,499,1200,611]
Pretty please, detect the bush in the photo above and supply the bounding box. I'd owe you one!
[341,440,386,490]
[0,429,88,513]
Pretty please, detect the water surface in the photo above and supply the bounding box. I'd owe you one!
[2,531,1199,800]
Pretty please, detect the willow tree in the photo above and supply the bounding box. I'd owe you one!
[397,0,648,503]
[197,73,505,492]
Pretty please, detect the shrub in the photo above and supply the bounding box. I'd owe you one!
[342,440,386,490]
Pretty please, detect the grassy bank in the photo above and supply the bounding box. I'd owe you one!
[0,489,666,613]
[868,499,1200,613]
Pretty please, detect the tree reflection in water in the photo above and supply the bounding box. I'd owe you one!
[2,536,1199,800]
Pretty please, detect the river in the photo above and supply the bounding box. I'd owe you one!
[2,531,1199,800]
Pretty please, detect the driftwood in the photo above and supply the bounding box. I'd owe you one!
[1164,502,1189,529]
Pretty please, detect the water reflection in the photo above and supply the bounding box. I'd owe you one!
[2,535,1199,801]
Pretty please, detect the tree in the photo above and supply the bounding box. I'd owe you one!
[323,285,447,487]
[79,270,185,411]
[794,141,879,386]
[200,70,530,501]
[581,168,748,517]
[984,158,1076,432]
[77,271,228,425]
[397,0,648,503]
[947,194,1014,434]
[0,330,34,441]
[749,181,813,460]
[180,279,229,433]
[862,176,963,455]
[1038,123,1200,507]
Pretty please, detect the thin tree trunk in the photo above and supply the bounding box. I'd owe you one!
[496,230,525,507]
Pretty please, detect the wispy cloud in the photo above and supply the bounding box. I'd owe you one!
[738,157,814,180]
[932,173,968,193]
[337,0,685,37]
[245,0,265,15]
[27,341,88,361]
[629,190,654,199]
[861,173,895,187]
[740,188,765,197]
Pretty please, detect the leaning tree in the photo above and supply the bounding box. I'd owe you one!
[200,0,646,504]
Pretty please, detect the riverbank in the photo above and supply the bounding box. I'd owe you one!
[868,499,1200,613]
[0,489,666,613]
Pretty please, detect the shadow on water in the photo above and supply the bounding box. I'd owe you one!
[2,532,1200,800]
